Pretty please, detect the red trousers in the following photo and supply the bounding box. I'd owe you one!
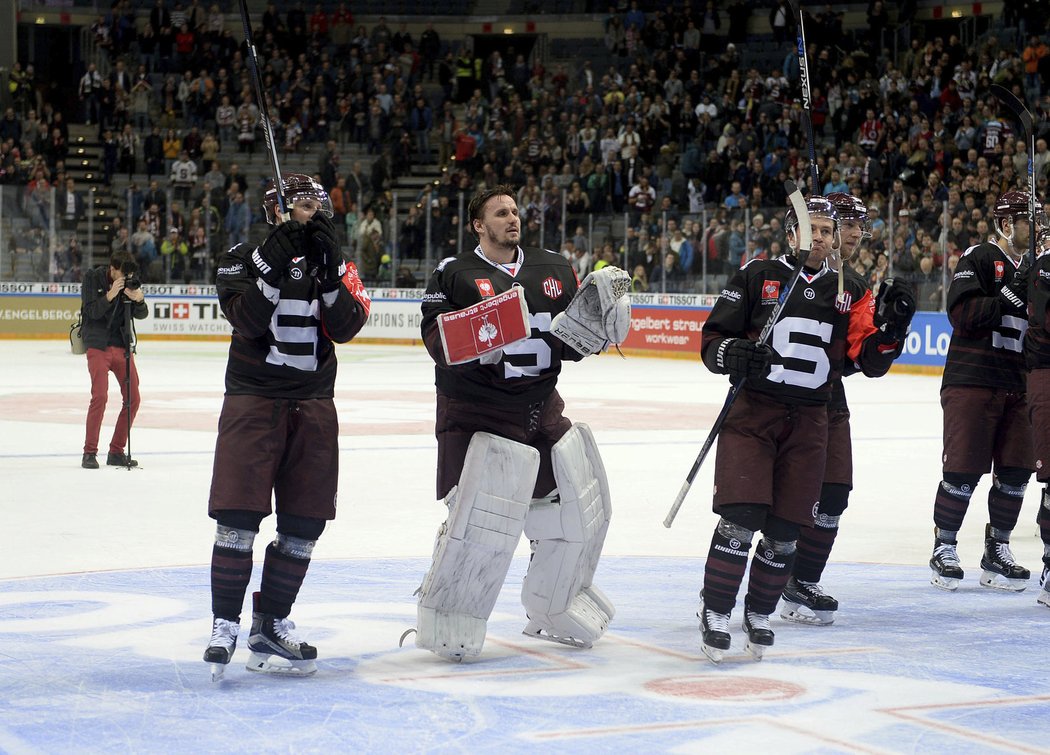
[84,346,140,455]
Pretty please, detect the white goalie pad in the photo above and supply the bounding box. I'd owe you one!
[520,423,614,648]
[551,266,632,356]
[415,432,540,660]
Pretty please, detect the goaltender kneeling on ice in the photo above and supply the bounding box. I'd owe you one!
[404,186,631,661]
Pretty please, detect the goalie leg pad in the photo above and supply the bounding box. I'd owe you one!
[521,423,614,648]
[416,432,540,660]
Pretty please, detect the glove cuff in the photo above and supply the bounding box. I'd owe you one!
[715,338,736,372]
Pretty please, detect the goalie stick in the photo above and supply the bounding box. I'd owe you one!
[237,0,287,220]
[992,84,1038,266]
[663,181,812,528]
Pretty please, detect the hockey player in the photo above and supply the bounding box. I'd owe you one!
[1024,219,1050,607]
[930,189,1033,593]
[781,192,894,626]
[698,196,913,662]
[203,174,371,680]
[409,185,630,661]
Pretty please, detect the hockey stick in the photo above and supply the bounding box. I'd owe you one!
[992,84,1037,266]
[663,181,812,528]
[237,0,287,220]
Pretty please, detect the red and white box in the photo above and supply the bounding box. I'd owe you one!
[437,287,531,365]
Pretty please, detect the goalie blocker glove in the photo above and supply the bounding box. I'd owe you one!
[551,266,632,356]
[872,278,916,342]
[715,338,774,382]
[251,221,305,286]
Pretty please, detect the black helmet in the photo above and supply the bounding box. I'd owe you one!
[263,173,333,225]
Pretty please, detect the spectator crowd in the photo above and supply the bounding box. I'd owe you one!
[2,0,1050,307]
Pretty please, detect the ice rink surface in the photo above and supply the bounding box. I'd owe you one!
[1,340,1048,753]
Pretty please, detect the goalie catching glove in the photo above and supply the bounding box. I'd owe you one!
[551,266,632,356]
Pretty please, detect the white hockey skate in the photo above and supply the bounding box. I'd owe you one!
[780,577,838,626]
[930,540,964,591]
[246,600,317,676]
[698,605,731,664]
[979,526,1029,593]
[741,610,774,661]
[203,618,239,682]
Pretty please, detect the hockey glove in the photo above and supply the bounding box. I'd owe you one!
[873,278,916,341]
[550,266,632,356]
[251,221,304,286]
[716,338,774,382]
[306,214,345,292]
[998,271,1027,314]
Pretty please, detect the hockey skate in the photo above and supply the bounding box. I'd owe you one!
[930,539,964,591]
[246,596,318,676]
[979,525,1029,592]
[1037,559,1050,608]
[741,610,774,661]
[780,577,838,626]
[203,618,239,682]
[698,605,731,664]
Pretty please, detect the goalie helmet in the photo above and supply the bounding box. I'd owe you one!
[263,173,333,225]
[825,192,871,238]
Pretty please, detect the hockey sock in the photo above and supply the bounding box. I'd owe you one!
[793,483,848,583]
[933,473,979,532]
[258,534,315,619]
[1039,487,1050,550]
[746,538,797,616]
[701,518,753,615]
[210,525,256,622]
[988,472,1029,532]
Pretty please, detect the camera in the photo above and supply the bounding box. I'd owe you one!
[121,260,142,291]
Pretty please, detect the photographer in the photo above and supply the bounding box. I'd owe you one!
[80,250,147,469]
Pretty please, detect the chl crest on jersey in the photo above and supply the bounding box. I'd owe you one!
[475,278,495,297]
[542,276,564,300]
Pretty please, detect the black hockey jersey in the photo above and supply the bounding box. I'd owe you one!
[215,241,369,399]
[1025,250,1050,369]
[420,246,584,406]
[942,241,1028,391]
[702,256,895,406]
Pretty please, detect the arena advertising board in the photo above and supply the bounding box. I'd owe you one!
[0,282,952,369]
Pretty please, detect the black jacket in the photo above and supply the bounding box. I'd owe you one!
[80,265,148,351]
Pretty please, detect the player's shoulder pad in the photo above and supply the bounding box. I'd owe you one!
[216,243,253,278]
[435,255,458,273]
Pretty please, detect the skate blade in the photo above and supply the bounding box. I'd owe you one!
[743,640,768,661]
[979,571,1028,592]
[780,603,834,626]
[209,663,227,682]
[700,643,726,664]
[1037,590,1050,608]
[930,571,960,591]
[522,623,593,649]
[245,652,317,676]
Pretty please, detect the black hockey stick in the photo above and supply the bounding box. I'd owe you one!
[237,0,287,219]
[992,84,1037,266]
[788,0,819,197]
[664,181,812,528]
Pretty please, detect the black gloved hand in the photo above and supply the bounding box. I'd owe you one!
[873,278,916,340]
[998,269,1027,313]
[251,221,304,286]
[306,213,345,293]
[718,338,774,382]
